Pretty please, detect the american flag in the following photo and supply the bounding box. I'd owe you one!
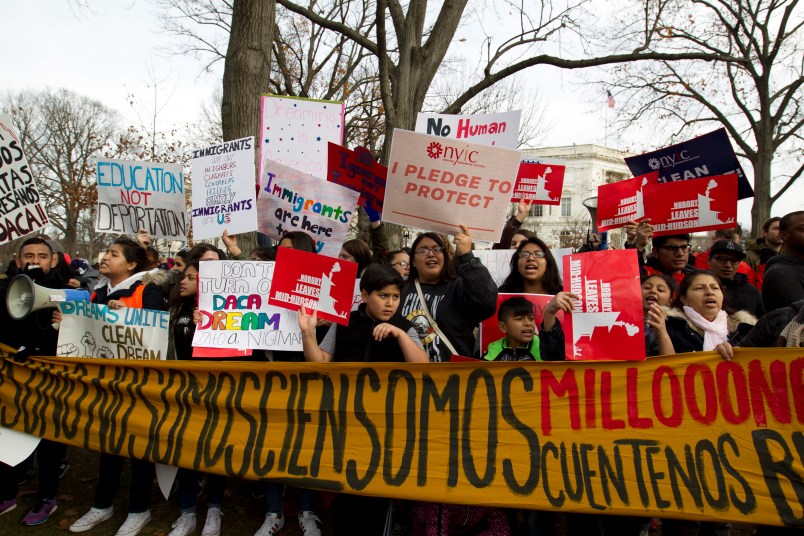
[607,90,616,108]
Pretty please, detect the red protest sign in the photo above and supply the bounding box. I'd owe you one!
[642,173,738,236]
[268,247,358,325]
[596,171,659,232]
[562,250,644,361]
[327,143,387,215]
[479,293,563,356]
[510,162,564,204]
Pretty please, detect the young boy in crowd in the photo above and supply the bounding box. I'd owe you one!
[296,263,427,535]
[483,296,541,361]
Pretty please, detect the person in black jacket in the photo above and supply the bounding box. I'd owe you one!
[762,211,804,312]
[706,240,765,318]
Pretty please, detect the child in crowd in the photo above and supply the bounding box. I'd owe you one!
[483,297,541,362]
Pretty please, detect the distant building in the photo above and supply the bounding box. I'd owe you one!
[519,144,633,249]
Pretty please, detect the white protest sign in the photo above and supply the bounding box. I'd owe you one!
[383,129,521,242]
[258,160,360,256]
[0,427,40,467]
[56,302,169,360]
[155,463,179,500]
[259,95,344,181]
[190,137,257,240]
[0,114,48,245]
[415,110,521,149]
[96,159,186,240]
[194,260,302,350]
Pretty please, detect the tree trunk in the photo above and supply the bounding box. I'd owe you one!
[221,0,275,254]
[750,155,772,234]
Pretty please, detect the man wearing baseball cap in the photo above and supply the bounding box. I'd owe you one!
[708,239,765,318]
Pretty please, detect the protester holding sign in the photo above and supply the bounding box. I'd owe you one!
[398,226,497,362]
[68,236,167,536]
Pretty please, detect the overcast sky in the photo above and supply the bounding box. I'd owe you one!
[4,1,798,228]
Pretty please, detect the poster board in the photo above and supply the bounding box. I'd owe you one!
[415,110,521,148]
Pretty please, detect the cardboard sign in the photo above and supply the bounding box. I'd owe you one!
[383,129,521,242]
[5,349,804,527]
[259,95,344,181]
[258,159,360,256]
[56,302,169,360]
[510,161,565,204]
[625,128,753,199]
[415,110,521,148]
[190,137,257,240]
[563,249,644,361]
[96,159,185,240]
[327,143,386,216]
[596,171,660,232]
[193,260,305,351]
[479,293,563,356]
[643,173,738,236]
[268,247,358,325]
[0,114,48,245]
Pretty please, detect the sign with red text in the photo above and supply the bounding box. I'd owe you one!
[642,173,738,236]
[625,128,753,199]
[415,110,521,148]
[268,248,358,325]
[259,94,344,182]
[596,171,660,232]
[0,114,48,245]
[190,137,257,240]
[258,160,359,256]
[479,293,563,356]
[510,161,565,204]
[327,143,386,217]
[97,158,186,240]
[193,260,302,351]
[383,129,521,242]
[563,250,644,361]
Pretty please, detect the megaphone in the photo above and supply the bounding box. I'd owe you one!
[583,196,598,233]
[5,274,91,320]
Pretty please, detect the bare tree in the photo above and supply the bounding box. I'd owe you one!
[596,0,803,231]
[2,89,120,255]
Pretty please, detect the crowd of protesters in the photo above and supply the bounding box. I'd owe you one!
[0,205,802,536]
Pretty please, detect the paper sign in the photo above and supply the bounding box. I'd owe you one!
[327,143,386,215]
[259,95,344,181]
[510,161,565,204]
[625,128,753,199]
[596,171,660,232]
[194,260,302,351]
[415,110,521,148]
[258,159,360,256]
[562,250,644,361]
[0,114,48,245]
[190,137,257,240]
[95,159,185,240]
[479,293,563,356]
[155,463,179,500]
[56,302,169,360]
[0,427,40,467]
[383,129,521,242]
[642,173,738,236]
[268,247,358,325]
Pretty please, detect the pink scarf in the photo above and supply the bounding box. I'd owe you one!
[683,306,729,350]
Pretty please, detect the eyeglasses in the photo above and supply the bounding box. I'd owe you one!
[518,250,546,259]
[391,261,410,268]
[415,246,444,256]
[659,245,691,254]
[710,256,741,265]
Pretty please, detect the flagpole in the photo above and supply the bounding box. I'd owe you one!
[604,90,608,148]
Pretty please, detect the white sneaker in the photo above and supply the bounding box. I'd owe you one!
[201,507,222,536]
[168,512,197,536]
[255,512,284,536]
[69,506,114,532]
[115,510,152,536]
[298,511,322,536]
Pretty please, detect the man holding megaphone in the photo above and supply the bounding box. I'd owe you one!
[0,237,71,526]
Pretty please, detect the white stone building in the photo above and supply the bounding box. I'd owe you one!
[518,144,633,249]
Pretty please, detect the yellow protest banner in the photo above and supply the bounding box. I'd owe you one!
[0,349,802,527]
